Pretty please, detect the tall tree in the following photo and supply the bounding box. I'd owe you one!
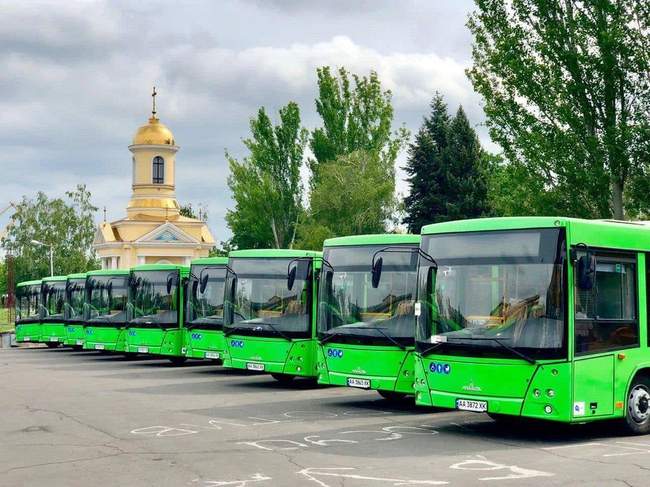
[226,102,308,249]
[468,0,650,219]
[309,66,408,182]
[297,150,398,250]
[403,95,489,232]
[2,184,98,282]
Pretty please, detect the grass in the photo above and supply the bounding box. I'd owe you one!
[0,308,15,333]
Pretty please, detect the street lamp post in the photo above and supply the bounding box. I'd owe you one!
[31,239,53,277]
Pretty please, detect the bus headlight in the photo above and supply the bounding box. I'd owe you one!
[544,405,553,414]
[533,389,541,398]
[546,389,555,398]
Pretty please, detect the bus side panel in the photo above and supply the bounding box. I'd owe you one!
[572,354,615,419]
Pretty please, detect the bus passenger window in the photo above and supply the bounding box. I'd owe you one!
[574,253,638,354]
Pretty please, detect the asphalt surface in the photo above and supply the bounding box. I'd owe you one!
[2,346,650,486]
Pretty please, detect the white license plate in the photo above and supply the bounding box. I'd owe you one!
[76,340,83,346]
[456,399,488,412]
[50,337,59,342]
[24,337,30,342]
[138,346,149,354]
[246,362,264,371]
[347,377,371,389]
[205,352,220,359]
[95,344,105,350]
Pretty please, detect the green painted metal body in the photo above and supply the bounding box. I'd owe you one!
[64,273,87,347]
[15,280,42,343]
[40,275,68,344]
[223,249,322,377]
[83,269,130,352]
[184,257,228,360]
[316,234,420,395]
[415,217,650,424]
[125,264,189,357]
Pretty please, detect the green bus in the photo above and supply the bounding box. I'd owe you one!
[83,269,130,352]
[126,264,189,365]
[184,257,228,361]
[223,249,322,382]
[414,216,650,434]
[316,234,420,400]
[40,275,68,347]
[63,273,86,349]
[15,280,42,344]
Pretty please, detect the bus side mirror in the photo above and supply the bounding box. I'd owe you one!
[192,279,199,298]
[288,260,310,291]
[199,273,210,294]
[166,274,178,294]
[371,257,383,288]
[577,252,596,289]
[287,265,297,291]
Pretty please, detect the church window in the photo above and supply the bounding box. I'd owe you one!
[152,156,164,184]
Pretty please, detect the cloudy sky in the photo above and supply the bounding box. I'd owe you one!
[1,0,489,244]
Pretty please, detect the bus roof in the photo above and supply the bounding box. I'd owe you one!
[191,256,228,266]
[16,279,42,288]
[131,264,190,272]
[42,275,68,283]
[324,234,419,247]
[86,268,130,277]
[67,273,87,280]
[229,249,322,259]
[421,217,650,253]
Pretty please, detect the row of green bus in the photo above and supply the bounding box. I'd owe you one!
[14,217,650,434]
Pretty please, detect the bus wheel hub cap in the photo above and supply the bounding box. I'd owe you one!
[629,386,650,422]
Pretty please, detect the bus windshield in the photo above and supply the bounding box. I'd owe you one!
[16,284,40,323]
[318,245,418,345]
[42,281,66,322]
[186,265,226,329]
[86,275,128,324]
[65,278,86,322]
[129,270,179,326]
[225,258,311,338]
[416,228,566,359]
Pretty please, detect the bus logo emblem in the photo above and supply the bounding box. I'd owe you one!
[128,330,136,337]
[191,333,202,340]
[230,340,244,348]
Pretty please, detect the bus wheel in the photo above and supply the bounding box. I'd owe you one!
[271,374,294,383]
[45,342,60,348]
[123,352,138,359]
[378,390,407,402]
[625,377,650,434]
[169,356,187,366]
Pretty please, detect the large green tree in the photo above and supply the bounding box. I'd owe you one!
[468,0,650,219]
[403,95,489,232]
[226,102,308,249]
[297,150,398,250]
[2,184,99,284]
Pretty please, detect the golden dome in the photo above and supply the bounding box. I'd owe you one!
[132,116,176,146]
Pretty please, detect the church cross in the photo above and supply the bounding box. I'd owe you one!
[152,86,157,117]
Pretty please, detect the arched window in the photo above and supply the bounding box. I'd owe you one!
[152,156,164,184]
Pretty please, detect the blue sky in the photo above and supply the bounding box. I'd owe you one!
[0,0,487,244]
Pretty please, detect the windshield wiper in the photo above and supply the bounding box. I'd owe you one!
[224,323,291,341]
[438,336,536,364]
[320,326,406,350]
[417,342,445,357]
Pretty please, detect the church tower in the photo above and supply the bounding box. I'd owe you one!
[92,88,215,269]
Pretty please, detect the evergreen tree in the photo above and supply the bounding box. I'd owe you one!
[403,95,488,232]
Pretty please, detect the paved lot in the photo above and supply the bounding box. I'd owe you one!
[2,346,650,486]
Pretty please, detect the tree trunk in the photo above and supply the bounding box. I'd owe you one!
[611,179,624,220]
[270,218,281,249]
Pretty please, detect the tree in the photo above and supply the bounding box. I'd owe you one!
[468,1,650,219]
[309,66,409,182]
[403,96,490,232]
[2,184,99,283]
[226,102,308,249]
[297,150,398,250]
[180,203,208,221]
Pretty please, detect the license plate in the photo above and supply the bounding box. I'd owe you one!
[24,337,30,342]
[95,344,105,350]
[205,352,220,359]
[246,362,264,371]
[347,377,371,389]
[50,337,59,342]
[456,399,488,412]
[76,340,83,346]
[138,346,149,354]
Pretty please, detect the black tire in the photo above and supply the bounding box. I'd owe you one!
[624,375,650,434]
[45,342,61,348]
[169,356,187,366]
[123,352,138,359]
[72,345,84,351]
[377,390,408,401]
[271,373,295,383]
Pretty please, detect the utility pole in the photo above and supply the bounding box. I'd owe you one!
[31,240,54,277]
